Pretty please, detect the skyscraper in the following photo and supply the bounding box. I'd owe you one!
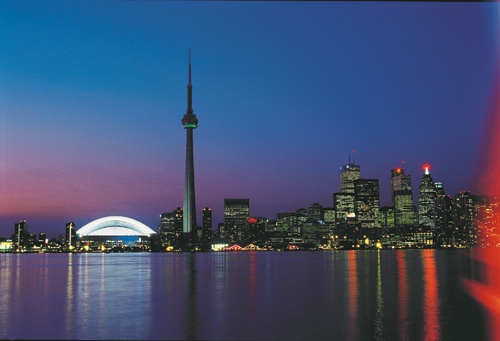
[391,167,415,227]
[13,220,28,251]
[182,51,198,247]
[224,198,250,244]
[159,207,183,247]
[201,207,213,247]
[435,194,453,244]
[334,159,361,227]
[340,162,361,193]
[453,191,478,247]
[418,163,437,228]
[354,178,380,228]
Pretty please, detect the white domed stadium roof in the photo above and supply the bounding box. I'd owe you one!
[76,216,156,237]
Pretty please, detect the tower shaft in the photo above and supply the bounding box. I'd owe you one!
[183,128,196,234]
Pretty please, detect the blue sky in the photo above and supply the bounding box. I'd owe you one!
[0,1,498,238]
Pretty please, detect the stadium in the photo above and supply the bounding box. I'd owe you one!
[76,216,156,250]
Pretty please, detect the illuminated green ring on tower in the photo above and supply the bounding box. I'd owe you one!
[183,123,198,129]
[76,216,156,237]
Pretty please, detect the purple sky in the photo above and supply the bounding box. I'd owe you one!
[1,1,499,238]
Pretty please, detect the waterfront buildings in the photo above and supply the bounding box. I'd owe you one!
[1,159,495,251]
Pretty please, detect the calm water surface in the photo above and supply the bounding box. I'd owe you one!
[0,250,487,340]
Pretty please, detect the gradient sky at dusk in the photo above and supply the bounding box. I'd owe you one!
[1,1,499,238]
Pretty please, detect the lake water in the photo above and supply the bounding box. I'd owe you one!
[0,250,488,340]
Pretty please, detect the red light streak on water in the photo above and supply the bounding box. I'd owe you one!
[422,250,440,341]
[396,251,409,341]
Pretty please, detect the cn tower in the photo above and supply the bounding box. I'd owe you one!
[181,50,198,246]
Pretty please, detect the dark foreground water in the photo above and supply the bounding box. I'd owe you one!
[0,250,488,340]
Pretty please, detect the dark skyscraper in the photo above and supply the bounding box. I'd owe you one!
[201,207,213,247]
[13,220,28,250]
[224,198,250,244]
[182,51,198,246]
[435,194,453,243]
[354,178,380,228]
[453,191,478,247]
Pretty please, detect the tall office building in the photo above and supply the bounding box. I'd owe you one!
[13,221,28,250]
[159,208,183,246]
[340,162,361,193]
[201,207,213,245]
[354,178,380,228]
[391,167,415,227]
[334,160,361,227]
[453,191,478,247]
[418,164,437,228]
[65,221,76,248]
[435,194,454,243]
[181,51,199,247]
[224,198,250,243]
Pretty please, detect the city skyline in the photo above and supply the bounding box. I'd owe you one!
[0,160,489,240]
[1,1,499,237]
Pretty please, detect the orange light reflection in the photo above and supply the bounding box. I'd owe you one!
[422,250,440,341]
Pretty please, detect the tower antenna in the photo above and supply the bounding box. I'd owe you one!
[188,48,192,86]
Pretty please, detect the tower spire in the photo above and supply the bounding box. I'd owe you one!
[188,49,192,86]
[187,49,193,116]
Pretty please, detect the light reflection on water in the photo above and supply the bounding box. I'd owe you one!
[422,250,441,341]
[397,250,409,340]
[0,250,487,340]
